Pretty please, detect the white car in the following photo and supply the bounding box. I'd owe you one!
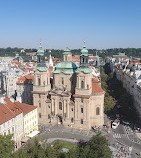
[122,121,130,125]
[112,120,120,129]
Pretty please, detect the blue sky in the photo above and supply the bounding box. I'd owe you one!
[0,0,141,49]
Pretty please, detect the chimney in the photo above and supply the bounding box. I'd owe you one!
[10,97,15,103]
[0,97,6,104]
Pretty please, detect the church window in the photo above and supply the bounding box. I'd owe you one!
[81,108,83,113]
[61,78,64,85]
[83,57,85,63]
[39,103,41,108]
[43,81,45,86]
[38,78,41,86]
[59,102,62,110]
[81,80,84,89]
[71,118,74,123]
[81,119,83,124]
[96,107,100,115]
[39,113,41,118]
[48,114,50,119]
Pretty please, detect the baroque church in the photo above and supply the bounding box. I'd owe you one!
[33,41,105,130]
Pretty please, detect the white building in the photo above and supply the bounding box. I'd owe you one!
[0,97,38,148]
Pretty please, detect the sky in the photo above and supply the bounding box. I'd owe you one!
[0,0,141,49]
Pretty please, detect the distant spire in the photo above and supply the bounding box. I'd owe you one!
[40,39,42,49]
[83,40,86,48]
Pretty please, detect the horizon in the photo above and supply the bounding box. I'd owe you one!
[0,0,141,49]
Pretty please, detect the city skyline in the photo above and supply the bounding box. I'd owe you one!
[0,0,141,49]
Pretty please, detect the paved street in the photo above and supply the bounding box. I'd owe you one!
[38,124,94,143]
[36,122,141,158]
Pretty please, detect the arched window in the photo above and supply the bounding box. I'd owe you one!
[71,118,74,123]
[38,78,41,86]
[59,102,62,110]
[96,107,100,115]
[81,80,84,89]
[61,77,64,85]
[83,57,85,63]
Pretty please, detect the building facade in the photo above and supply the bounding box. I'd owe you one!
[33,42,105,130]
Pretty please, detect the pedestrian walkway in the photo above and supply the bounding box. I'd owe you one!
[113,133,127,139]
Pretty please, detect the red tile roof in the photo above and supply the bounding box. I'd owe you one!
[0,104,15,125]
[4,98,23,116]
[0,98,37,124]
[15,102,37,115]
[17,75,34,85]
[92,78,105,95]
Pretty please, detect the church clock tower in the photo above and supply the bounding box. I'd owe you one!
[33,41,51,124]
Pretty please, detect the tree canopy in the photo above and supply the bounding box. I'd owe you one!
[0,134,15,158]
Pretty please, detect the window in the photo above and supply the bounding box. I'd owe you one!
[59,102,62,110]
[81,80,84,89]
[65,56,67,61]
[81,108,83,113]
[48,105,50,109]
[61,78,64,85]
[71,118,74,123]
[43,81,45,86]
[81,119,83,124]
[71,108,73,112]
[48,114,50,119]
[87,84,89,89]
[81,98,83,103]
[8,130,10,134]
[39,113,41,118]
[96,107,100,115]
[39,102,41,108]
[38,78,41,86]
[81,57,85,63]
[39,94,41,98]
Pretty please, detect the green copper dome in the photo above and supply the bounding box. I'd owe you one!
[81,41,88,54]
[63,47,72,55]
[53,61,78,74]
[75,67,92,74]
[81,47,88,54]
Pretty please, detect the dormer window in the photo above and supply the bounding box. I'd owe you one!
[20,80,23,83]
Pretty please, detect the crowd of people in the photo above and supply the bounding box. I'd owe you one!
[112,142,131,158]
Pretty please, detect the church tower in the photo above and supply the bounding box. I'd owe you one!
[33,41,51,124]
[75,41,92,96]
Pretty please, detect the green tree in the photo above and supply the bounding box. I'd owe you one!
[0,134,15,158]
[67,134,112,158]
[25,137,46,158]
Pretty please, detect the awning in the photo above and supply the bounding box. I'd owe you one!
[21,137,30,143]
[27,131,40,138]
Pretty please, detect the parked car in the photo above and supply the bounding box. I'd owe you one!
[122,120,130,125]
[112,119,120,129]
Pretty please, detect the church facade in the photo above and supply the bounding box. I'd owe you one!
[33,42,105,130]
